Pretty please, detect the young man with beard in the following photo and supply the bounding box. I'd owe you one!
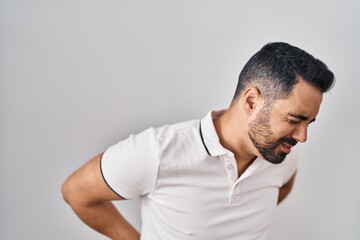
[62,42,335,240]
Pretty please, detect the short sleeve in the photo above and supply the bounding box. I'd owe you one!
[279,149,299,186]
[100,127,159,199]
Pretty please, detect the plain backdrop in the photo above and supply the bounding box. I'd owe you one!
[1,0,359,239]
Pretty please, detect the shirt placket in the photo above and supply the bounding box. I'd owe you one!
[223,154,270,204]
[221,153,240,204]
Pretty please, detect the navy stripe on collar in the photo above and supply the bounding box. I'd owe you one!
[199,121,211,156]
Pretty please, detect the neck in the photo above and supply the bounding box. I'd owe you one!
[213,109,258,174]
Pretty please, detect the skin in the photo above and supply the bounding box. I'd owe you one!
[62,154,140,240]
[62,78,323,238]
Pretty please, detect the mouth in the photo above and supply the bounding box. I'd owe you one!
[280,142,294,154]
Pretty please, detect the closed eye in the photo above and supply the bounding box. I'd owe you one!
[288,119,313,127]
[287,113,316,126]
[288,119,301,125]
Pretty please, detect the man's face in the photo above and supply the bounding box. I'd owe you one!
[248,80,323,164]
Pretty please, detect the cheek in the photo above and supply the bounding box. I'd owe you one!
[270,121,294,138]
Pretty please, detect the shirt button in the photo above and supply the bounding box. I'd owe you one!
[231,196,238,202]
[227,164,234,170]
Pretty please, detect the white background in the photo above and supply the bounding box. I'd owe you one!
[1,0,359,239]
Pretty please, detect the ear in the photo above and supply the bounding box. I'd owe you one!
[242,87,263,113]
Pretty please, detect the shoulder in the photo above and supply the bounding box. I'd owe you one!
[154,119,200,139]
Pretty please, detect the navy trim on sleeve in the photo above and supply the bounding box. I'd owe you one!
[99,153,128,200]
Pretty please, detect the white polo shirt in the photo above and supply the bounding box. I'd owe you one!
[101,110,298,240]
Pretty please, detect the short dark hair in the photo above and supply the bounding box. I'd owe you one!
[233,42,335,105]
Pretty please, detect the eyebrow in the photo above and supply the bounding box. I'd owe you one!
[287,113,316,123]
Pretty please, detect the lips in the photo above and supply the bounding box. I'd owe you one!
[280,141,296,154]
[282,142,293,148]
[280,143,292,154]
[279,137,297,154]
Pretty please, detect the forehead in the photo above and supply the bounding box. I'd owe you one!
[271,80,323,119]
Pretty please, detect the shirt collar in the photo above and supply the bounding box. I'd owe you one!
[199,110,229,157]
[199,110,272,172]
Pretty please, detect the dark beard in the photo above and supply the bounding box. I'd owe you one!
[248,108,297,164]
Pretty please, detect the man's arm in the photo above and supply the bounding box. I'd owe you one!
[61,154,140,240]
[277,171,296,204]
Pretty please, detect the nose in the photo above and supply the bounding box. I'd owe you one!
[291,123,308,143]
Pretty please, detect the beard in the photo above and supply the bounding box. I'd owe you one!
[248,107,297,164]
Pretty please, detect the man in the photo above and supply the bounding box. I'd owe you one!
[62,42,335,240]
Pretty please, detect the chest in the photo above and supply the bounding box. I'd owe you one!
[145,154,282,238]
